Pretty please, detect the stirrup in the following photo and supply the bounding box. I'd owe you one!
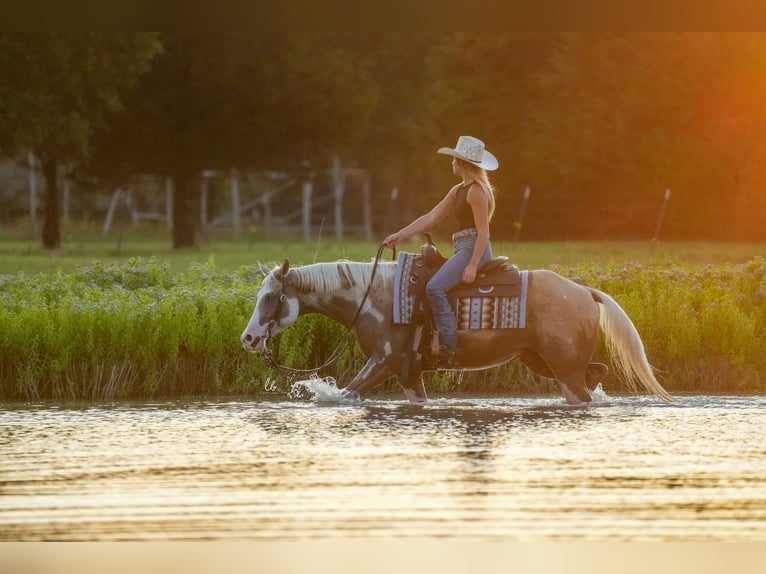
[435,346,456,369]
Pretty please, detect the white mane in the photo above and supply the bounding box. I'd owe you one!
[290,261,397,294]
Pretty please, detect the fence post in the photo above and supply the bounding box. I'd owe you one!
[513,186,531,248]
[262,194,273,236]
[332,154,345,240]
[62,176,71,224]
[302,178,313,243]
[200,172,209,229]
[361,171,373,241]
[651,188,671,253]
[103,188,123,236]
[28,152,38,234]
[165,177,173,231]
[230,169,241,235]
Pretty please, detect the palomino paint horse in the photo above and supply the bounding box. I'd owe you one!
[240,257,672,404]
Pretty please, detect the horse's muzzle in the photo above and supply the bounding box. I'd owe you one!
[241,332,262,352]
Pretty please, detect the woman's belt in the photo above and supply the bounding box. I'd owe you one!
[452,228,478,242]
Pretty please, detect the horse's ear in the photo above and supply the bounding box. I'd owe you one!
[256,262,271,278]
[275,259,290,281]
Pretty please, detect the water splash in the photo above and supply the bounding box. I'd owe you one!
[589,382,610,402]
[288,374,357,403]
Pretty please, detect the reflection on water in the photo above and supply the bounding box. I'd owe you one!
[2,383,766,540]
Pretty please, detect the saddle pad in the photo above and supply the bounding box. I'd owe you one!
[453,272,528,330]
[393,251,419,324]
[393,251,528,329]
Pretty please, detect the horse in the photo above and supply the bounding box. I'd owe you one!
[240,256,673,405]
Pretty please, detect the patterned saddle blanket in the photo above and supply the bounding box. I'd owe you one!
[393,251,528,330]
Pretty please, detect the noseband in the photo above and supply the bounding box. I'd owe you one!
[258,287,287,358]
[263,291,287,342]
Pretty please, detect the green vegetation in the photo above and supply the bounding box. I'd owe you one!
[1,239,765,401]
[2,220,765,274]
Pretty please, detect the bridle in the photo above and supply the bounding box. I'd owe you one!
[262,290,288,345]
[258,243,392,380]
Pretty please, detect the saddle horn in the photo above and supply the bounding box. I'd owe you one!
[421,233,447,269]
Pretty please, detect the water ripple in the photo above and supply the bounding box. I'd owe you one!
[2,392,766,540]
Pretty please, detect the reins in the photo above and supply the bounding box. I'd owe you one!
[259,243,393,380]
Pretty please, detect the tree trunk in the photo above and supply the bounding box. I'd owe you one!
[172,168,197,248]
[40,155,61,250]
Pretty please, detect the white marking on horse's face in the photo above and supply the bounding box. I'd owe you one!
[240,273,300,352]
[383,341,392,357]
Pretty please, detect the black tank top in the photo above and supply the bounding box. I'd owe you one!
[454,183,475,231]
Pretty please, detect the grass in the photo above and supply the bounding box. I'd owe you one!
[2,222,766,401]
[2,219,766,274]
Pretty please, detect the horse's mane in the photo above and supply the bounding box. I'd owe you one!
[290,261,396,294]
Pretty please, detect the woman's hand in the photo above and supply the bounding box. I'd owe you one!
[382,232,402,249]
[462,263,478,284]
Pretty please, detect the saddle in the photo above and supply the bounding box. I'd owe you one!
[418,233,521,302]
[406,233,522,364]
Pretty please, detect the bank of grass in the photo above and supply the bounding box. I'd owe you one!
[1,235,766,400]
[2,219,766,273]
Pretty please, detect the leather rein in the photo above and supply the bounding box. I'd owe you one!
[258,243,392,380]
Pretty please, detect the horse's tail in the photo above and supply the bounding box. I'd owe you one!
[587,287,673,402]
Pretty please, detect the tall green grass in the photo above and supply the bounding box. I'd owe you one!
[554,257,766,394]
[1,255,765,401]
[0,257,369,401]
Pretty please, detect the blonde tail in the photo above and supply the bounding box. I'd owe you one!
[588,287,673,402]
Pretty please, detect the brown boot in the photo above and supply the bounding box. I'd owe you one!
[435,345,456,369]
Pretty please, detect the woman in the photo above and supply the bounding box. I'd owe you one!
[383,135,499,368]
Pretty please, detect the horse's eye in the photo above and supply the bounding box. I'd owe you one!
[279,293,286,303]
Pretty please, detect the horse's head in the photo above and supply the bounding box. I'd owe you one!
[241,259,300,353]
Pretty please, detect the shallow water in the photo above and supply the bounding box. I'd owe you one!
[2,380,766,541]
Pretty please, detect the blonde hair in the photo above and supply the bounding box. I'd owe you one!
[457,159,497,220]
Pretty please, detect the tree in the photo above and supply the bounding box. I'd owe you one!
[0,33,161,249]
[422,33,557,235]
[522,33,766,239]
[351,34,441,225]
[94,33,379,248]
[416,33,766,240]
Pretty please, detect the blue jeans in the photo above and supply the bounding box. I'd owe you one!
[426,234,492,353]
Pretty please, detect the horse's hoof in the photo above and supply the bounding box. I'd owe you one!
[341,389,360,401]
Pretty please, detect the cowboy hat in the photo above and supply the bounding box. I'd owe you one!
[437,135,498,171]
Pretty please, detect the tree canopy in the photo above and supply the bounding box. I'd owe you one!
[0,32,161,248]
[3,32,766,246]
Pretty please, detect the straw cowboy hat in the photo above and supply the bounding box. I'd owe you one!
[437,135,499,171]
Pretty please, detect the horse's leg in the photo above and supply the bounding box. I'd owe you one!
[520,349,592,404]
[520,350,598,401]
[554,370,591,404]
[343,354,427,403]
[585,362,608,391]
[524,270,602,404]
[342,354,393,400]
[519,349,554,378]
[526,341,593,404]
[399,362,427,403]
[397,326,428,403]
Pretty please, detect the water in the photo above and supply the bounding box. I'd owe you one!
[2,379,766,541]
